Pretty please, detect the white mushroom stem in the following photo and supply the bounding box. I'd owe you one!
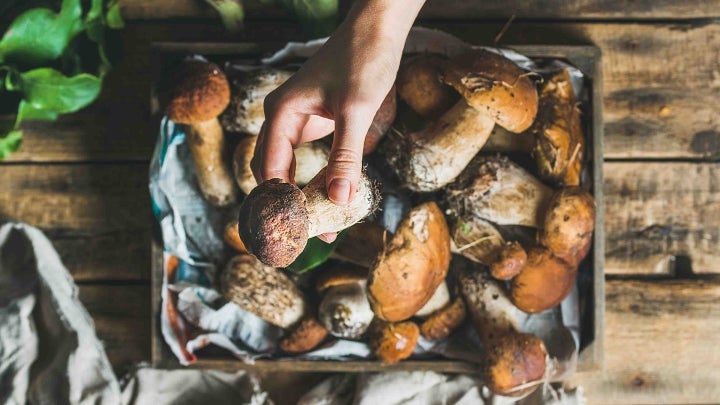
[319,281,375,339]
[414,281,450,318]
[398,100,496,192]
[186,119,238,207]
[302,167,378,237]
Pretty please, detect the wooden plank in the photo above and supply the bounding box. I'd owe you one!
[570,279,720,404]
[4,22,719,163]
[604,162,720,275]
[79,284,151,373]
[0,164,151,281]
[120,0,720,20]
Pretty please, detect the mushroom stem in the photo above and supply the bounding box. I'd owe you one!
[186,118,238,207]
[460,266,547,397]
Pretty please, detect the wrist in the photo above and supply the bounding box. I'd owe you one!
[345,0,425,48]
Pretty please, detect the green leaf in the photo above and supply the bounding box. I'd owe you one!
[286,231,346,274]
[106,1,124,29]
[17,100,58,123]
[19,68,101,114]
[0,0,84,65]
[280,0,338,37]
[203,0,244,32]
[0,130,23,160]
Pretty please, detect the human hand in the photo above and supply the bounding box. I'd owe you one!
[251,0,425,243]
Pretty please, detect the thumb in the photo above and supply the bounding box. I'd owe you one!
[326,107,373,206]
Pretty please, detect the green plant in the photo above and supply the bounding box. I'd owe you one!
[0,0,124,159]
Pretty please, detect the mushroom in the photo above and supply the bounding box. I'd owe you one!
[233,136,330,195]
[330,221,386,268]
[490,241,527,280]
[396,54,458,119]
[483,126,534,153]
[223,218,248,253]
[388,49,538,192]
[367,202,451,322]
[237,166,379,268]
[220,68,293,135]
[419,297,466,340]
[532,69,584,186]
[279,317,329,354]
[459,266,547,397]
[316,267,374,339]
[369,320,420,364]
[220,254,306,328]
[445,155,553,228]
[510,246,576,314]
[414,281,450,318]
[363,85,397,154]
[165,60,238,207]
[451,215,505,265]
[539,186,596,266]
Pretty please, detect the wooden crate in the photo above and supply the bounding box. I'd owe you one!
[150,41,605,373]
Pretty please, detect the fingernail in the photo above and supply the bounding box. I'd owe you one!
[328,178,351,205]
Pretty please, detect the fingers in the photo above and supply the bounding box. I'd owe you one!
[317,232,338,244]
[251,107,307,184]
[326,103,375,206]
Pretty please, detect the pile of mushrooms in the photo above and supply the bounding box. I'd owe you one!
[165,46,596,398]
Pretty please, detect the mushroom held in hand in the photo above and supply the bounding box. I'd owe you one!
[445,155,553,228]
[460,266,547,397]
[280,317,329,354]
[369,320,420,364]
[238,167,379,268]
[539,186,596,266]
[388,50,538,192]
[221,254,307,328]
[367,202,451,322]
[220,68,293,135]
[510,246,576,314]
[165,60,238,206]
[316,267,374,339]
[233,136,330,195]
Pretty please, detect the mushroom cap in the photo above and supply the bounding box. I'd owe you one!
[510,246,577,313]
[419,297,467,340]
[221,254,307,328]
[318,280,374,339]
[165,61,230,124]
[237,179,309,268]
[490,241,527,280]
[315,265,368,292]
[396,54,459,119]
[223,219,248,253]
[279,317,329,353]
[539,186,596,266]
[370,320,420,364]
[485,332,547,396]
[443,49,538,133]
[367,202,451,322]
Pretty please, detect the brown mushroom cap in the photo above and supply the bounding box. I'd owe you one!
[419,297,467,340]
[396,54,459,119]
[221,254,307,328]
[279,317,329,354]
[165,61,230,124]
[315,266,368,293]
[367,202,451,322]
[510,246,576,313]
[443,49,538,133]
[485,333,548,396]
[237,179,309,268]
[223,219,248,253]
[490,241,527,280]
[539,187,596,266]
[370,320,420,364]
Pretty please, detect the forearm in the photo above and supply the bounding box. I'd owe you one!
[344,0,426,48]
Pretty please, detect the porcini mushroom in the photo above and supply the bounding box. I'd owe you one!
[224,219,248,253]
[220,254,306,328]
[330,221,386,268]
[459,266,547,397]
[316,267,374,339]
[388,49,538,192]
[510,246,576,314]
[414,281,450,318]
[539,186,596,266]
[280,317,329,354]
[238,167,379,268]
[165,60,238,207]
[363,85,397,154]
[532,69,584,186]
[419,297,466,340]
[367,202,451,322]
[490,241,527,280]
[220,68,293,135]
[396,54,458,119]
[233,136,330,195]
[445,155,553,228]
[451,215,505,265]
[369,320,420,364]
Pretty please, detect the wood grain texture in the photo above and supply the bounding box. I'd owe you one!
[120,0,720,20]
[79,284,151,373]
[604,162,720,275]
[0,164,151,281]
[570,279,720,404]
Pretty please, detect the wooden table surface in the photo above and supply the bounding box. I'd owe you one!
[2,1,719,403]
